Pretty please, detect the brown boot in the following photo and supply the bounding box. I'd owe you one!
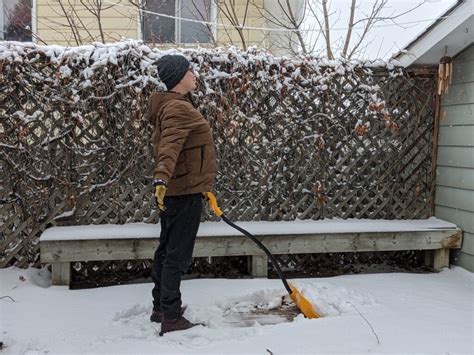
[159,316,199,336]
[150,306,187,323]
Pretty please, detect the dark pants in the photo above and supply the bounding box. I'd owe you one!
[151,193,202,319]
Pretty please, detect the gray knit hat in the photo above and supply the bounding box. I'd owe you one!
[157,55,190,91]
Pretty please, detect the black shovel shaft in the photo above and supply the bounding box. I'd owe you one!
[221,215,292,294]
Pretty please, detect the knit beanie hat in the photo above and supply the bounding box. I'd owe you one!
[156,55,190,91]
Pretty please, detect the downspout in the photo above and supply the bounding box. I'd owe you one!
[430,81,442,216]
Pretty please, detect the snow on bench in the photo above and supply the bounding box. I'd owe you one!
[40,218,462,286]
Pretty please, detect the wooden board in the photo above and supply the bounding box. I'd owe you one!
[456,251,474,271]
[437,125,474,147]
[441,82,474,106]
[41,229,462,263]
[435,166,474,190]
[450,59,474,84]
[435,205,474,234]
[437,146,474,168]
[454,44,474,63]
[435,186,474,212]
[439,104,474,127]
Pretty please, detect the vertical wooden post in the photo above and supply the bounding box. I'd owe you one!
[251,255,268,278]
[433,249,449,270]
[424,250,434,267]
[246,256,252,274]
[430,92,441,216]
[51,262,71,286]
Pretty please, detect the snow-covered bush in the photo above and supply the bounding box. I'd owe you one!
[0,40,435,267]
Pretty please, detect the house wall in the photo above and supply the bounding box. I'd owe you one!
[435,44,474,271]
[34,0,266,48]
[36,0,138,45]
[262,0,302,57]
[215,0,267,50]
[34,0,299,57]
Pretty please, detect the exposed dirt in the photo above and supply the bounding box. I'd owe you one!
[250,298,300,322]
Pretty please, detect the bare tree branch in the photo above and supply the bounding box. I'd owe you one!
[57,0,82,45]
[347,0,386,59]
[79,0,115,43]
[70,0,94,43]
[322,0,334,59]
[305,0,428,59]
[342,0,356,58]
[191,0,218,46]
[47,0,136,45]
[214,0,250,50]
[252,0,308,56]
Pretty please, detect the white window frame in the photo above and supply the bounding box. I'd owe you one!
[138,0,217,44]
[31,0,36,43]
[0,0,36,42]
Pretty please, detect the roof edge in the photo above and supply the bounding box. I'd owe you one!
[393,0,465,59]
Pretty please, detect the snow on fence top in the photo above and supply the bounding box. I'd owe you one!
[0,40,403,110]
[0,39,401,75]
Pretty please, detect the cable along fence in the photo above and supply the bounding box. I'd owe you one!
[0,42,436,269]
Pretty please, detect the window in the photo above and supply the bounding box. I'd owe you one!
[141,0,214,44]
[0,0,32,41]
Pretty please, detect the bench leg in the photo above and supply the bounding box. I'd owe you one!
[51,262,71,286]
[250,255,268,278]
[424,250,433,267]
[433,249,449,270]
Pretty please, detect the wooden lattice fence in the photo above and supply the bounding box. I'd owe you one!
[0,42,436,268]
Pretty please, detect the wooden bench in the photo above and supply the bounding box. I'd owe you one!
[40,218,462,286]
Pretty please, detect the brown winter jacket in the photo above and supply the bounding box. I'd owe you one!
[147,91,216,196]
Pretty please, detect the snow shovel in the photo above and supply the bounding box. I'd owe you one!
[203,192,322,319]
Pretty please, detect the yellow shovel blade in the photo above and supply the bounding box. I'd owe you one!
[289,282,322,319]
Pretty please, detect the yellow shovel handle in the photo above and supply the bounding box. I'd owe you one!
[203,191,321,319]
[204,191,223,217]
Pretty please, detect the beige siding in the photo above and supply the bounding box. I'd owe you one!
[215,0,268,49]
[34,0,299,52]
[36,0,138,45]
[34,0,280,50]
[435,44,474,271]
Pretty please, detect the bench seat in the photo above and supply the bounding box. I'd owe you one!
[40,217,462,286]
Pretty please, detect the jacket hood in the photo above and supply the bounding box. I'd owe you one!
[147,91,190,124]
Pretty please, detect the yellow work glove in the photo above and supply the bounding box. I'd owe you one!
[153,179,167,211]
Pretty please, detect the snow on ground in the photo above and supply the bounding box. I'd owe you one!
[0,267,472,354]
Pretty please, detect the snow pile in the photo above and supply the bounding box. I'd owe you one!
[289,280,376,316]
[4,266,52,288]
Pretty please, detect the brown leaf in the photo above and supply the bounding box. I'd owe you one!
[369,101,385,112]
[415,184,422,196]
[389,122,400,134]
[217,112,224,124]
[316,136,325,149]
[355,122,369,136]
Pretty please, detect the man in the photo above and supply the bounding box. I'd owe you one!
[146,55,216,335]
